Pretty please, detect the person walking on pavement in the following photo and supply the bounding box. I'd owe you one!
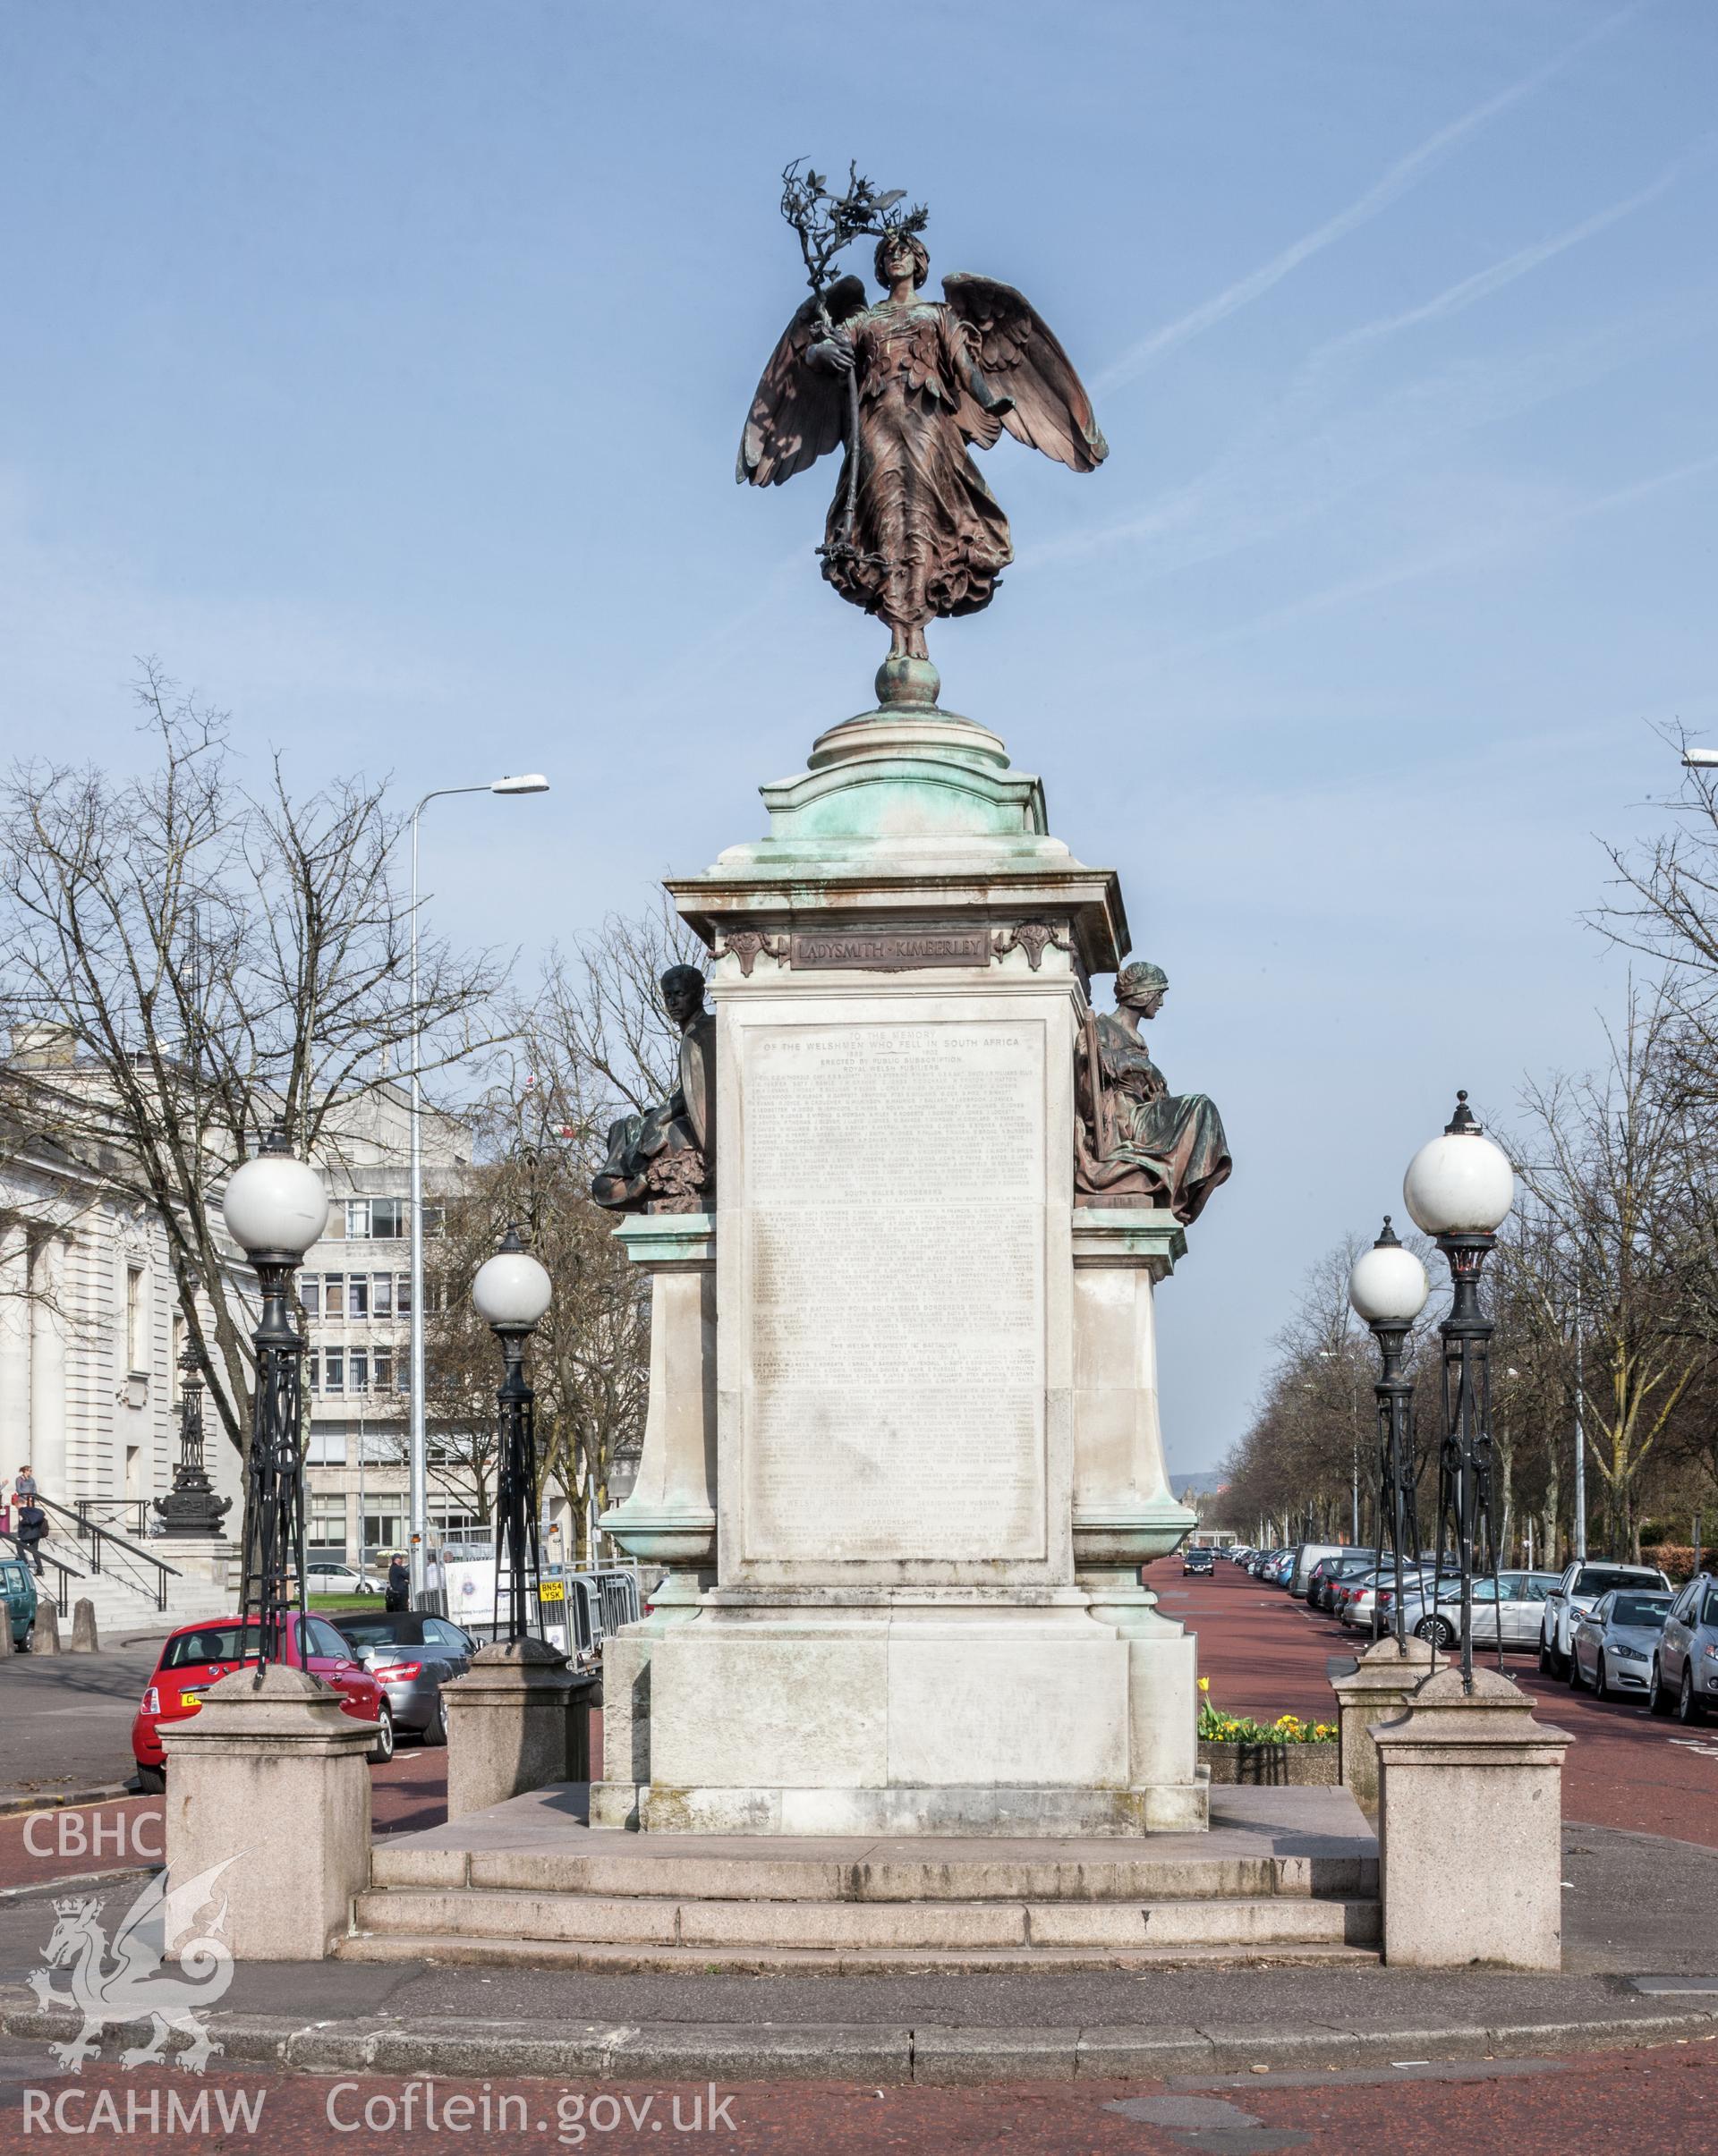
[15,1498,47,1577]
[385,1549,410,1613]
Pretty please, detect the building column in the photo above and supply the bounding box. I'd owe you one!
[29,1235,68,1505]
[0,1224,30,1495]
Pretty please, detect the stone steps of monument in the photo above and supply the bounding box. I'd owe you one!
[336,1929,1381,1975]
[345,1884,1379,1959]
[370,1841,1378,1906]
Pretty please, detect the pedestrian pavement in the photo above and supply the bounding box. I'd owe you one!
[0,1808,1713,2082]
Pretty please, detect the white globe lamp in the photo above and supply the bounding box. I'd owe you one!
[1348,1218,1429,1326]
[472,1227,553,1333]
[222,1128,330,1259]
[1402,1092,1515,1238]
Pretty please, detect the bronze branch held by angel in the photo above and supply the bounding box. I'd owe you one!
[738,219,1108,676]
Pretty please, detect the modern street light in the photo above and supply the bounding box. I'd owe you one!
[1402,1091,1516,1691]
[1348,1218,1429,1653]
[471,1225,553,1642]
[222,1126,330,1666]
[407,774,549,1601]
[1681,748,1718,768]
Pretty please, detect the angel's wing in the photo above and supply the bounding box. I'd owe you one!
[942,273,1109,474]
[110,1856,238,1975]
[736,275,868,488]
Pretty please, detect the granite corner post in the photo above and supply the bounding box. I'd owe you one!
[591,1210,719,1830]
[1331,1629,1433,1806]
[444,1636,593,1820]
[1371,1663,1571,1968]
[159,1663,373,1961]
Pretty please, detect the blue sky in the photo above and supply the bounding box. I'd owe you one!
[3,2,1714,1472]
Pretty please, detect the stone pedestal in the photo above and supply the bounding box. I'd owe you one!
[1331,1630,1433,1807]
[160,1663,372,1961]
[1372,1663,1570,1969]
[591,1214,718,1830]
[445,1637,591,1820]
[625,692,1207,1835]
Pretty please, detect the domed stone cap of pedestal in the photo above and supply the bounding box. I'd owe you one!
[1372,1660,1571,1753]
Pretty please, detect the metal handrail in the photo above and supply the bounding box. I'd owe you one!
[75,1498,153,1541]
[0,1531,75,1618]
[33,1495,183,1613]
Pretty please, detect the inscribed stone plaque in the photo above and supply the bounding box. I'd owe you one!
[743,1020,1046,1565]
[788,927,991,971]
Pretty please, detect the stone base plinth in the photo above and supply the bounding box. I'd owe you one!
[642,1592,1206,1837]
[160,1662,373,1961]
[1373,1664,1570,1970]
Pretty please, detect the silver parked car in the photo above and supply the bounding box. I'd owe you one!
[331,1609,479,1745]
[1539,1559,1671,1674]
[1404,1570,1562,1651]
[1648,1574,1718,1723]
[1569,1588,1673,1698]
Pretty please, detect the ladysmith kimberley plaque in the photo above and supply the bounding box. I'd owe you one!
[741,1020,1048,1566]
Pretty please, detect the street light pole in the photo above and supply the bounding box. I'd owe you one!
[222,1127,330,1668]
[405,774,549,1601]
[471,1226,554,1642]
[1348,1218,1429,1655]
[1403,1092,1516,1693]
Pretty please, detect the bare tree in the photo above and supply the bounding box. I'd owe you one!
[0,664,506,1457]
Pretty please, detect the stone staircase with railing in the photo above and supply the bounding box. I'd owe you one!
[19,1501,238,1641]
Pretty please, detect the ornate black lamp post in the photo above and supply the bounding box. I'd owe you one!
[1348,1218,1429,1652]
[1402,1093,1516,1691]
[472,1227,553,1643]
[151,1341,234,1539]
[221,1126,329,1668]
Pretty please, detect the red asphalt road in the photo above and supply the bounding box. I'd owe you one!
[1153,1555,1718,1844]
[2,2047,1716,2154]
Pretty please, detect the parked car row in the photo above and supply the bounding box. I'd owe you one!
[130,1605,489,1791]
[1233,1537,1714,1729]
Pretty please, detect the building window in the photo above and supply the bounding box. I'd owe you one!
[301,1277,320,1318]
[371,1198,407,1241]
[125,1265,146,1373]
[323,1275,344,1320]
[309,1495,347,1557]
[348,1275,370,1319]
[349,1349,370,1394]
[324,1349,344,1394]
[372,1274,393,1318]
[430,1505,484,1539]
[372,1347,394,1391]
[306,1351,319,1392]
[421,1205,443,1237]
[395,1273,412,1317]
[363,1511,404,1560]
[307,1428,348,1465]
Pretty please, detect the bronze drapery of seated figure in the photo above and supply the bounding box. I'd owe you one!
[591,966,716,1215]
[1076,962,1231,1227]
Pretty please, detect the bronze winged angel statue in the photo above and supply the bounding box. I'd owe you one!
[738,166,1107,681]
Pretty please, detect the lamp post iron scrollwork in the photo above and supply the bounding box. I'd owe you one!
[472,1227,554,1644]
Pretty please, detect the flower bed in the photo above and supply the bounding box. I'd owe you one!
[1197,1685,1338,1785]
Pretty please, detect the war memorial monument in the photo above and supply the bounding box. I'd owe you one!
[592,167,1232,1838]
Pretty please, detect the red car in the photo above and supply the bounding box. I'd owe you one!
[131,1611,393,1791]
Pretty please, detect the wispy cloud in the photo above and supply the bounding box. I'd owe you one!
[1095,3,1646,394]
[1147,446,1718,667]
[1025,287,1710,582]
